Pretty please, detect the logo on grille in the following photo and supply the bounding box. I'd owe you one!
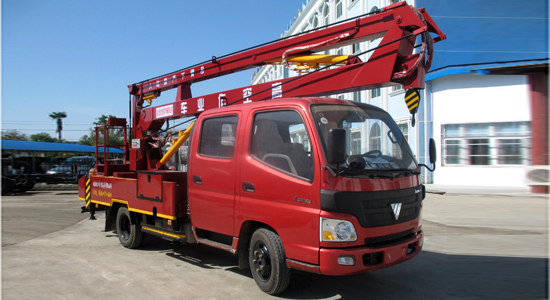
[390,203,402,220]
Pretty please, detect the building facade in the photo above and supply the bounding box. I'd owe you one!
[251,0,548,187]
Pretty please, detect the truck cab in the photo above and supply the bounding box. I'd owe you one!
[188,97,424,283]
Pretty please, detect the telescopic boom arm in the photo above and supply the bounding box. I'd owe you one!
[129,2,445,136]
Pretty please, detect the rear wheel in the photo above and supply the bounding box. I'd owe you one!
[249,228,290,295]
[1,177,15,195]
[116,207,143,249]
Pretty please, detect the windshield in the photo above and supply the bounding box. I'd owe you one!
[311,103,418,174]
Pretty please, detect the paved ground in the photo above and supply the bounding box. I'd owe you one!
[2,188,548,299]
[1,190,86,247]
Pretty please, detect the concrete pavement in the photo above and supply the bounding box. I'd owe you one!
[425,183,549,197]
[2,188,548,299]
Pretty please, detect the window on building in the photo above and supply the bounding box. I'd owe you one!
[369,123,381,151]
[199,115,238,159]
[336,0,343,19]
[352,43,361,54]
[371,88,381,98]
[444,139,460,164]
[312,14,319,28]
[391,121,408,159]
[391,84,403,93]
[497,139,523,164]
[353,91,361,102]
[323,3,330,25]
[351,131,361,155]
[398,122,408,142]
[468,139,490,165]
[441,122,531,166]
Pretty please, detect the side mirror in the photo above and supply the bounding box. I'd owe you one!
[327,128,346,165]
[420,138,437,172]
[429,138,437,165]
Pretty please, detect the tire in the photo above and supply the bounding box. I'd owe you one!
[249,228,290,295]
[1,177,15,195]
[22,177,35,192]
[116,207,143,249]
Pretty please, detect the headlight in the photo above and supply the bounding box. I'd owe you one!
[46,170,56,174]
[320,218,357,242]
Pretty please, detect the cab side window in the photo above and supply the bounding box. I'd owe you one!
[199,115,238,159]
[250,110,314,182]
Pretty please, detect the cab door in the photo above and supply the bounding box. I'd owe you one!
[188,112,240,236]
[237,108,321,265]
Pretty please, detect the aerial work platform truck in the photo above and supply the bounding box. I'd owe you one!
[79,2,445,294]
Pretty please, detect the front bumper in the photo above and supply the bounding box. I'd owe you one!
[318,231,423,276]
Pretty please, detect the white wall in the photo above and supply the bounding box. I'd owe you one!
[431,73,531,186]
[432,74,530,124]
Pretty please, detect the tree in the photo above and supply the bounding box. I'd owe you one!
[77,114,125,146]
[94,114,112,126]
[78,134,92,146]
[30,132,57,142]
[1,129,28,141]
[49,111,67,141]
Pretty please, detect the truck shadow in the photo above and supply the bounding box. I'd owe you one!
[141,242,548,299]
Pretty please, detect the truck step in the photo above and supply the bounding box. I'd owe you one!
[196,237,235,254]
[141,224,186,242]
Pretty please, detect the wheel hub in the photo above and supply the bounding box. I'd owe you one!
[120,216,131,241]
[252,243,272,281]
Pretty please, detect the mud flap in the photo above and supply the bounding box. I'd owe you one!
[104,206,116,232]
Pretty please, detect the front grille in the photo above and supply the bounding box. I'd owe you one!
[364,230,414,248]
[361,195,418,209]
[321,186,424,228]
[360,192,421,227]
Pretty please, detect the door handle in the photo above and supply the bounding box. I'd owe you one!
[242,182,255,193]
[193,175,202,185]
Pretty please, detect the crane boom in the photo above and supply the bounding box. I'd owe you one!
[122,2,445,171]
[128,2,445,108]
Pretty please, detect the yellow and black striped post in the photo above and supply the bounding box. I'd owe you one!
[85,176,92,209]
[85,176,96,220]
[404,89,421,127]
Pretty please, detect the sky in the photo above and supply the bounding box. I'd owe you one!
[2,0,307,141]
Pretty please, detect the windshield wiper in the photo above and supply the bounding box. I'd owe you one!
[324,166,419,178]
[390,168,421,175]
[323,165,354,178]
[367,173,397,179]
[362,168,419,178]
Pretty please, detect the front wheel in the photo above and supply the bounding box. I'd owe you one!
[249,228,290,295]
[116,207,143,249]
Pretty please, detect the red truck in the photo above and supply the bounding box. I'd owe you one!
[79,2,444,294]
